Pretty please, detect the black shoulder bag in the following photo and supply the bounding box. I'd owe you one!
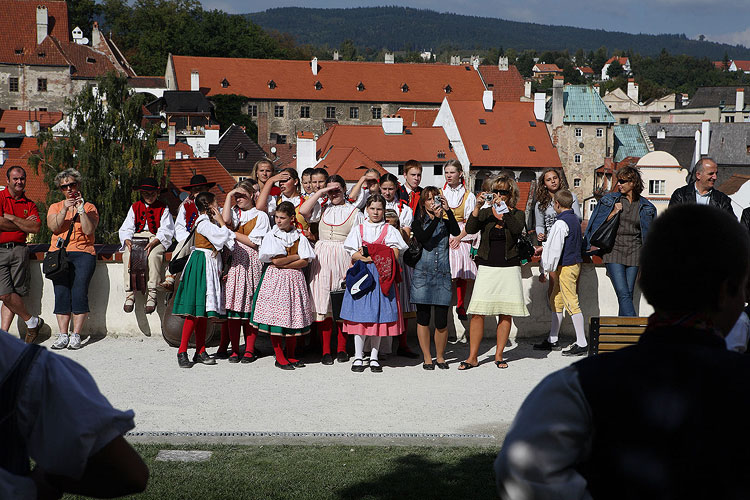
[589,210,621,254]
[42,214,77,281]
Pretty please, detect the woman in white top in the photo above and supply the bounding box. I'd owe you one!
[300,174,364,365]
[256,168,316,238]
[534,168,581,242]
[441,160,478,321]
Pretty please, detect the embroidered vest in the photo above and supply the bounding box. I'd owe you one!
[285,239,300,256]
[319,207,359,241]
[442,188,470,222]
[276,195,309,231]
[182,199,199,232]
[132,200,166,234]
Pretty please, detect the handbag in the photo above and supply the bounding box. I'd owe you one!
[517,229,536,264]
[589,211,621,253]
[43,214,78,280]
[329,281,346,321]
[168,226,197,275]
[403,237,423,268]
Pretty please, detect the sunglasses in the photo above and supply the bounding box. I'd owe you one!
[617,179,632,185]
[493,189,511,196]
[59,182,78,191]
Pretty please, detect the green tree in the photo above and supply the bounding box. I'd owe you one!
[29,73,166,244]
[67,0,101,37]
[340,39,358,61]
[210,94,258,141]
[607,59,624,79]
[723,51,730,71]
[591,46,609,75]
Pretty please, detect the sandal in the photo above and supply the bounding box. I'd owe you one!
[458,361,477,371]
[495,360,509,369]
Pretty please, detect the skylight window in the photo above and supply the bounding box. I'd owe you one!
[479,119,486,125]
[529,121,536,127]
[481,144,489,150]
[314,81,323,90]
[357,82,365,91]
[268,80,276,89]
[401,83,409,92]
[528,146,536,151]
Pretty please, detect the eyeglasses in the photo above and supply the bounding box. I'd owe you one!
[59,182,78,191]
[493,189,511,196]
[617,179,632,185]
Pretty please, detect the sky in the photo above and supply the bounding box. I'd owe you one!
[200,0,750,48]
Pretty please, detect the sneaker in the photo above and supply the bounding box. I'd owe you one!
[533,339,562,351]
[68,333,82,350]
[562,343,588,356]
[51,333,69,349]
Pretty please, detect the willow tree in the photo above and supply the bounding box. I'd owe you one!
[30,72,166,244]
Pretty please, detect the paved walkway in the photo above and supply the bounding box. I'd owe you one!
[50,334,577,446]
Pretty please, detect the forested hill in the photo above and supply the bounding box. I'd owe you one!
[247,6,750,60]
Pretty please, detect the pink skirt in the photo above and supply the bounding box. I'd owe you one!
[309,239,350,321]
[449,221,478,280]
[342,284,404,337]
[252,266,314,335]
[225,242,262,318]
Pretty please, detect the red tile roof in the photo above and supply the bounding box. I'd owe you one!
[477,65,526,102]
[170,56,487,103]
[315,147,387,182]
[164,157,236,205]
[713,61,727,70]
[0,0,69,64]
[156,140,195,160]
[533,64,562,73]
[517,181,532,211]
[717,174,750,195]
[129,76,167,88]
[605,56,629,66]
[0,109,63,132]
[445,100,561,169]
[732,60,750,71]
[395,107,440,127]
[577,66,594,74]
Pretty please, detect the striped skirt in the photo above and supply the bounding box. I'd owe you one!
[308,239,351,322]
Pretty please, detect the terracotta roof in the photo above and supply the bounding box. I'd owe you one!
[156,140,194,160]
[60,39,124,78]
[128,76,167,88]
[605,56,629,66]
[395,107,440,127]
[717,174,750,196]
[477,65,525,102]
[446,100,561,169]
[316,147,387,182]
[533,64,562,73]
[577,66,594,74]
[2,137,48,202]
[713,61,728,70]
[0,0,69,64]
[171,55,487,103]
[0,110,63,132]
[164,157,235,205]
[517,181,532,212]
[733,60,750,71]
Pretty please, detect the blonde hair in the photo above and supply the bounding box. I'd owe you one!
[491,173,520,208]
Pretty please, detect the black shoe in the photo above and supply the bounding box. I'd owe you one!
[275,361,295,370]
[533,339,562,351]
[240,352,258,364]
[292,360,306,368]
[457,307,468,321]
[370,362,383,373]
[321,353,334,365]
[193,351,217,365]
[436,361,450,370]
[212,350,230,360]
[228,354,240,363]
[562,344,588,356]
[422,363,435,370]
[397,347,419,359]
[351,359,365,372]
[336,351,350,363]
[177,352,193,368]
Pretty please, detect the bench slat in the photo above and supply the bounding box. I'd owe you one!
[598,334,642,343]
[598,317,649,326]
[598,343,630,351]
[599,327,646,334]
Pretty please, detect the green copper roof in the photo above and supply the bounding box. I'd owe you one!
[614,124,649,162]
[563,85,615,124]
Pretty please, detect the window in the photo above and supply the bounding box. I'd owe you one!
[434,164,443,176]
[596,128,603,138]
[276,134,287,144]
[588,199,598,213]
[86,56,96,64]
[528,146,536,151]
[326,106,336,119]
[248,105,257,117]
[9,107,17,110]
[9,77,18,92]
[529,121,537,127]
[725,116,735,123]
[481,144,489,150]
[37,78,47,92]
[575,128,582,137]
[444,85,452,94]
[650,117,661,123]
[619,118,629,124]
[273,105,284,117]
[300,106,310,118]
[574,154,582,163]
[237,150,246,160]
[372,107,381,119]
[478,119,486,125]
[397,164,404,175]
[38,107,46,112]
[649,179,665,195]
[268,80,276,89]
[314,81,323,90]
[349,107,359,119]
[574,178,581,187]
[221,78,229,88]
[401,83,409,92]
[357,82,365,91]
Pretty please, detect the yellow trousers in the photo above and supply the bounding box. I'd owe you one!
[549,263,581,315]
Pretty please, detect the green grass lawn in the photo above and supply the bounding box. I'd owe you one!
[63,444,499,499]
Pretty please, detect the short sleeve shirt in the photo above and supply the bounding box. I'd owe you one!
[48,201,99,254]
[0,189,39,244]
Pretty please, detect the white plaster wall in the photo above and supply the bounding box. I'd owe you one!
[640,166,687,214]
[5,261,653,341]
[729,180,750,219]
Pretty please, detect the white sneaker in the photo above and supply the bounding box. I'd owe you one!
[68,333,82,350]
[51,333,69,349]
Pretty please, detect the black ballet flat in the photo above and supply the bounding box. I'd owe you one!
[240,352,258,364]
[292,360,306,368]
[193,351,217,365]
[275,361,295,370]
[228,354,240,364]
[422,363,435,370]
[177,352,193,369]
[337,351,350,363]
[351,359,366,372]
[321,353,334,365]
[370,363,383,373]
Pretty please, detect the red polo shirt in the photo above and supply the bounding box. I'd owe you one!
[0,188,39,243]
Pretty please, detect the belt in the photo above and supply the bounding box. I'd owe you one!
[0,242,26,249]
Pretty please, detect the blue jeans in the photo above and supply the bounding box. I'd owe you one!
[52,251,96,314]
[605,263,639,316]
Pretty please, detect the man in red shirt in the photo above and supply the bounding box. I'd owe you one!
[0,166,44,342]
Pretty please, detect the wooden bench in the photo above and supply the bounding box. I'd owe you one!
[588,316,649,356]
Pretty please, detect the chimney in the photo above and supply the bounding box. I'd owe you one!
[693,130,701,171]
[0,149,6,166]
[190,71,200,92]
[384,53,394,64]
[381,115,404,134]
[700,120,710,156]
[552,76,564,128]
[534,93,546,121]
[450,55,460,66]
[471,56,480,70]
[257,111,269,147]
[36,6,48,44]
[168,122,176,146]
[498,56,509,71]
[311,57,318,75]
[737,88,745,112]
[91,21,102,49]
[333,50,339,61]
[524,80,532,99]
[482,90,493,111]
[627,78,638,102]
[657,128,666,140]
[24,120,39,137]
[296,131,317,173]
[175,151,182,160]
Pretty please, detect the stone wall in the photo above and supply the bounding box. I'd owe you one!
[0,64,70,112]
[549,122,612,203]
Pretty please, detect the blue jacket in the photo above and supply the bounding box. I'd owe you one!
[583,192,656,254]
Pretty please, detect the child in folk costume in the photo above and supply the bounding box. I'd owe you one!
[397,159,423,212]
[251,201,315,370]
[212,180,270,363]
[172,192,235,368]
[340,195,408,373]
[441,159,478,321]
[300,175,363,365]
[118,177,174,314]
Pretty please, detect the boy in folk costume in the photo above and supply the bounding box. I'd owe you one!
[118,177,174,314]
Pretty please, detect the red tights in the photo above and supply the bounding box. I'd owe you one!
[271,336,299,365]
[456,279,467,310]
[178,316,207,354]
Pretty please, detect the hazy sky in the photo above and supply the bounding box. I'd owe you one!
[200,0,750,48]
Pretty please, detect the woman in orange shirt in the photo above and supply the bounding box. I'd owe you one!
[46,168,99,350]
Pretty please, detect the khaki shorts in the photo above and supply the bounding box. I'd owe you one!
[0,245,30,297]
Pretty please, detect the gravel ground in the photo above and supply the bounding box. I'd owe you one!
[48,333,577,445]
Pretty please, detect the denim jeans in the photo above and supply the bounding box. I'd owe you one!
[605,263,639,316]
[52,251,96,314]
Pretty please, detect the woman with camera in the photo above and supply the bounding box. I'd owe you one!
[459,174,529,370]
[410,187,461,369]
[46,169,99,350]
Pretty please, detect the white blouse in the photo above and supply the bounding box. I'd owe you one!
[194,214,235,252]
[385,198,413,228]
[258,226,315,263]
[443,183,476,215]
[320,202,364,227]
[231,207,270,246]
[268,193,321,223]
[344,220,408,255]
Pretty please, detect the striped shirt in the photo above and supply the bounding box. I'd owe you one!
[604,197,641,266]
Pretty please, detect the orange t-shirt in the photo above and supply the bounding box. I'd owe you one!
[48,201,99,255]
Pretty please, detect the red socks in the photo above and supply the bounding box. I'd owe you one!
[285,337,298,363]
[180,316,208,354]
[178,316,196,353]
[244,323,258,356]
[227,320,241,356]
[217,322,229,354]
[336,322,347,353]
[318,318,333,356]
[456,279,467,310]
[271,336,289,364]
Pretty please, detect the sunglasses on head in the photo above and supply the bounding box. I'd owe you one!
[59,182,78,191]
[493,189,511,196]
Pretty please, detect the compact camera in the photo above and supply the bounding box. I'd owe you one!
[484,193,494,202]
[433,195,443,205]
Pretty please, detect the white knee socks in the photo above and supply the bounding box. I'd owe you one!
[369,337,381,366]
[548,312,564,343]
[354,335,365,365]
[571,313,587,347]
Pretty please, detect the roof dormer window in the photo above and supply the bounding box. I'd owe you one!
[86,57,96,64]
[444,85,452,94]
[314,81,323,90]
[357,82,365,91]
[268,80,276,89]
[37,52,45,58]
[481,144,489,150]
[221,78,229,88]
[401,83,409,93]
[14,48,23,55]
[478,118,486,125]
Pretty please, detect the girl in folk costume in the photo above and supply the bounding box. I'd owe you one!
[300,175,363,365]
[172,192,235,368]
[250,159,280,202]
[251,201,315,370]
[441,159,478,321]
[212,180,270,363]
[256,168,315,241]
[340,195,408,373]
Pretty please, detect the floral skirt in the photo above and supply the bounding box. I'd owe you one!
[251,265,313,336]
[225,242,262,318]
